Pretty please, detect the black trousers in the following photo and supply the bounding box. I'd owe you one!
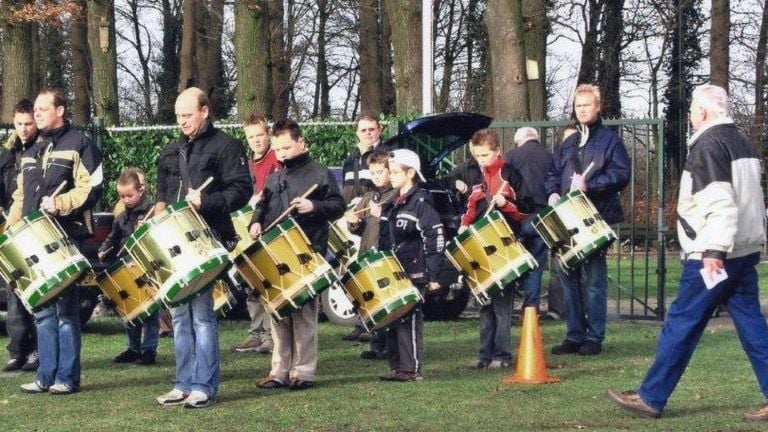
[4,282,37,359]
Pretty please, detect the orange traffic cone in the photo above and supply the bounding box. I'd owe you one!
[502,306,560,384]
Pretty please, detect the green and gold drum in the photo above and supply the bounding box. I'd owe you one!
[446,211,537,306]
[340,249,422,331]
[327,218,360,269]
[532,190,616,271]
[234,217,336,320]
[212,279,236,317]
[96,255,161,324]
[125,201,231,307]
[0,210,91,311]
[229,204,255,259]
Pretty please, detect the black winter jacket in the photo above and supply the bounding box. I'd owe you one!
[544,119,630,225]
[156,122,251,247]
[98,196,154,261]
[381,187,445,285]
[0,134,37,210]
[251,152,345,256]
[504,139,553,212]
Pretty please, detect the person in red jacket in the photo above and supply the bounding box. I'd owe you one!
[456,129,526,370]
[231,114,281,355]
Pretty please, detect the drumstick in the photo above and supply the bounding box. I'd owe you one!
[139,207,155,224]
[262,183,319,234]
[350,206,371,216]
[484,180,510,217]
[50,181,68,199]
[581,161,595,179]
[195,176,214,193]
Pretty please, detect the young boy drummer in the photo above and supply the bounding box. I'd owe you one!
[97,168,159,365]
[248,119,345,390]
[454,129,528,370]
[345,149,397,360]
[378,149,445,382]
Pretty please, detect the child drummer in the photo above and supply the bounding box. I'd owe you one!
[345,149,397,360]
[248,119,345,391]
[378,149,444,382]
[97,168,159,365]
[453,129,528,370]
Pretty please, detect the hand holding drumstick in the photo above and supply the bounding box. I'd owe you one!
[250,184,318,239]
[185,176,214,210]
[40,181,68,215]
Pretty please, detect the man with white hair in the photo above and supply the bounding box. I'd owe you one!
[504,127,552,309]
[607,84,768,421]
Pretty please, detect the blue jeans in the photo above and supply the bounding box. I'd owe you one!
[171,285,219,397]
[638,253,768,411]
[478,288,514,363]
[35,285,81,389]
[126,312,159,353]
[557,248,607,344]
[519,219,548,308]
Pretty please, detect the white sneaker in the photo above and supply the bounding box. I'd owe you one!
[20,381,48,393]
[183,390,214,409]
[156,388,189,406]
[49,383,78,395]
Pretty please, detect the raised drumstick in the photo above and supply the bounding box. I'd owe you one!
[50,180,68,199]
[195,176,214,193]
[262,183,319,234]
[581,161,595,179]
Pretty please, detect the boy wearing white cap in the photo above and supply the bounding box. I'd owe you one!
[378,149,445,382]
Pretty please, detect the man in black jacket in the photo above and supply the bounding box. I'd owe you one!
[17,89,103,395]
[249,119,345,391]
[1,99,39,373]
[154,87,250,409]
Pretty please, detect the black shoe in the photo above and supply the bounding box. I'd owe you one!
[357,332,375,342]
[579,341,602,356]
[3,358,25,372]
[342,328,365,341]
[136,351,156,365]
[360,350,387,360]
[113,349,140,363]
[21,352,39,372]
[551,340,583,355]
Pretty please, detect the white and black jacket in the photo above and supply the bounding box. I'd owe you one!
[677,120,765,260]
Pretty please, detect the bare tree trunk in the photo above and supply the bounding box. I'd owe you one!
[87,0,120,126]
[577,0,602,85]
[196,0,225,116]
[178,0,197,91]
[436,0,458,112]
[597,0,623,118]
[358,0,382,115]
[485,0,529,120]
[384,0,422,115]
[709,0,730,91]
[523,0,548,120]
[234,0,270,121]
[312,0,331,119]
[379,0,395,115]
[269,0,290,120]
[1,0,36,122]
[69,0,91,125]
[157,0,181,123]
[754,0,768,144]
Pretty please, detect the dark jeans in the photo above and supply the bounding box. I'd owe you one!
[519,219,548,308]
[557,248,608,344]
[5,281,36,359]
[478,288,514,363]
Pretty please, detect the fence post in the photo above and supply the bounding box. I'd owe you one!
[92,116,104,211]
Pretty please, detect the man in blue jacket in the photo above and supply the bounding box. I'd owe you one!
[545,84,630,356]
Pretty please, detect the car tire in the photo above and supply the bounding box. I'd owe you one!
[320,283,358,327]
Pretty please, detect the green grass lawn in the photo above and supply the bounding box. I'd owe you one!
[1,316,767,431]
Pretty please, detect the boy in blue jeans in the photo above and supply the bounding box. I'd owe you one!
[98,168,159,365]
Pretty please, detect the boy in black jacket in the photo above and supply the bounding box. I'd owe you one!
[98,168,158,366]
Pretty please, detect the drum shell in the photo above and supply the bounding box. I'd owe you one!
[340,249,422,331]
[230,205,255,258]
[96,255,161,324]
[0,211,90,311]
[212,279,236,317]
[327,219,359,269]
[233,217,336,320]
[124,201,230,306]
[446,211,537,306]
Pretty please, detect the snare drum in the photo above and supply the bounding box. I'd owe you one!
[327,218,360,268]
[341,250,422,331]
[96,255,161,324]
[0,211,91,311]
[446,211,537,306]
[125,202,231,307]
[212,279,236,316]
[230,205,255,258]
[532,190,617,270]
[233,217,336,320]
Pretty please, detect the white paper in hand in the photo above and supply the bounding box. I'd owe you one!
[700,267,728,290]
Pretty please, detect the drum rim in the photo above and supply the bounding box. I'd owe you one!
[230,204,255,218]
[97,255,135,281]
[559,233,616,270]
[341,249,395,281]
[367,292,420,330]
[0,210,49,245]
[271,271,335,320]
[23,258,90,309]
[240,217,298,255]
[450,211,504,246]
[123,299,162,325]
[124,201,191,250]
[161,253,231,307]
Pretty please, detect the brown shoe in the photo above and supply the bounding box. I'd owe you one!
[257,376,286,389]
[255,338,273,354]
[744,402,768,421]
[232,336,262,353]
[606,389,660,419]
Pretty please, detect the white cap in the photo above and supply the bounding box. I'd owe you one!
[389,149,426,182]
